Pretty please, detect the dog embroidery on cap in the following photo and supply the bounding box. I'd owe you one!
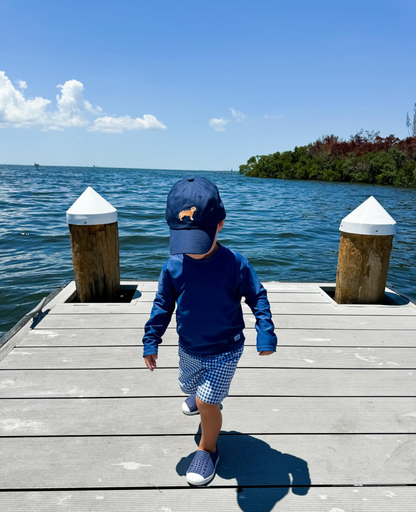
[179,206,197,221]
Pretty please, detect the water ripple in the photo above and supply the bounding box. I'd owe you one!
[1,164,415,336]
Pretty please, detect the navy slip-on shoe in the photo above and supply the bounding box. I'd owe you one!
[182,394,199,415]
[186,446,220,486]
[182,395,223,416]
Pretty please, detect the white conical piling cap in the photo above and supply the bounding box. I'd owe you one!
[339,196,396,236]
[66,186,117,226]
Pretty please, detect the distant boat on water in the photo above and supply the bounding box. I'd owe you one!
[34,162,40,168]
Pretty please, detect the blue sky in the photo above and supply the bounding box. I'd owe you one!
[0,0,415,170]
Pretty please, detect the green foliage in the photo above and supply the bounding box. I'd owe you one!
[239,133,416,188]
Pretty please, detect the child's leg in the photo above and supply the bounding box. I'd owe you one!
[195,397,222,453]
[194,345,244,453]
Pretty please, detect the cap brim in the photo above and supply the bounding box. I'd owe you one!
[169,226,217,255]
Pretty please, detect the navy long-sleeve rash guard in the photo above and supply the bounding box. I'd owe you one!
[142,244,278,357]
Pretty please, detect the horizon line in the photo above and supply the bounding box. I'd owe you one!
[0,164,239,173]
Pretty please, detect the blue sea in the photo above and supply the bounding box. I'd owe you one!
[1,164,415,337]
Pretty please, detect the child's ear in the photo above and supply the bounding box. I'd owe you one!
[218,220,225,231]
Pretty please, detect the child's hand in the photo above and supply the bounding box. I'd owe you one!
[144,354,158,371]
[259,351,274,356]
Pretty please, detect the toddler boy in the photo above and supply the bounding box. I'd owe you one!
[143,176,277,486]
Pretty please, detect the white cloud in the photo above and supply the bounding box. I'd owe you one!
[209,118,229,132]
[208,108,245,132]
[230,107,245,122]
[16,80,27,90]
[90,114,166,133]
[53,80,90,128]
[0,71,51,128]
[0,70,166,133]
[83,100,103,115]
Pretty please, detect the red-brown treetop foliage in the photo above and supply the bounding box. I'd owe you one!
[308,131,416,158]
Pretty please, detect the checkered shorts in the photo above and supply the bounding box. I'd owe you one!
[178,344,244,404]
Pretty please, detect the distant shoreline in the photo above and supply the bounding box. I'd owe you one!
[0,164,238,173]
[239,132,416,189]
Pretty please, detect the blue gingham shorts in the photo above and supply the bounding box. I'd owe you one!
[178,344,244,404]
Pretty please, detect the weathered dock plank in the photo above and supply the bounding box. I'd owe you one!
[140,281,325,292]
[19,327,416,347]
[137,290,331,302]
[1,397,415,436]
[0,434,415,488]
[2,345,415,369]
[50,302,416,315]
[1,487,414,512]
[33,312,416,330]
[1,368,415,398]
[1,280,415,511]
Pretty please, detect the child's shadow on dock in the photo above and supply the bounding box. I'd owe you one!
[176,429,311,512]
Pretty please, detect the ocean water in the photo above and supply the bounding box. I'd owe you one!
[1,164,415,337]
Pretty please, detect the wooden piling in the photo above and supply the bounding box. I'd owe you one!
[335,196,396,304]
[66,187,120,302]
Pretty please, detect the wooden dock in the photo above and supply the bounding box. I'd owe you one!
[1,280,415,510]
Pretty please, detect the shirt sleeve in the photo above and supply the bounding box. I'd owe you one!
[142,262,177,357]
[239,258,278,352]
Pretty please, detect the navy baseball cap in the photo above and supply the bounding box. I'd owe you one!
[166,177,226,255]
